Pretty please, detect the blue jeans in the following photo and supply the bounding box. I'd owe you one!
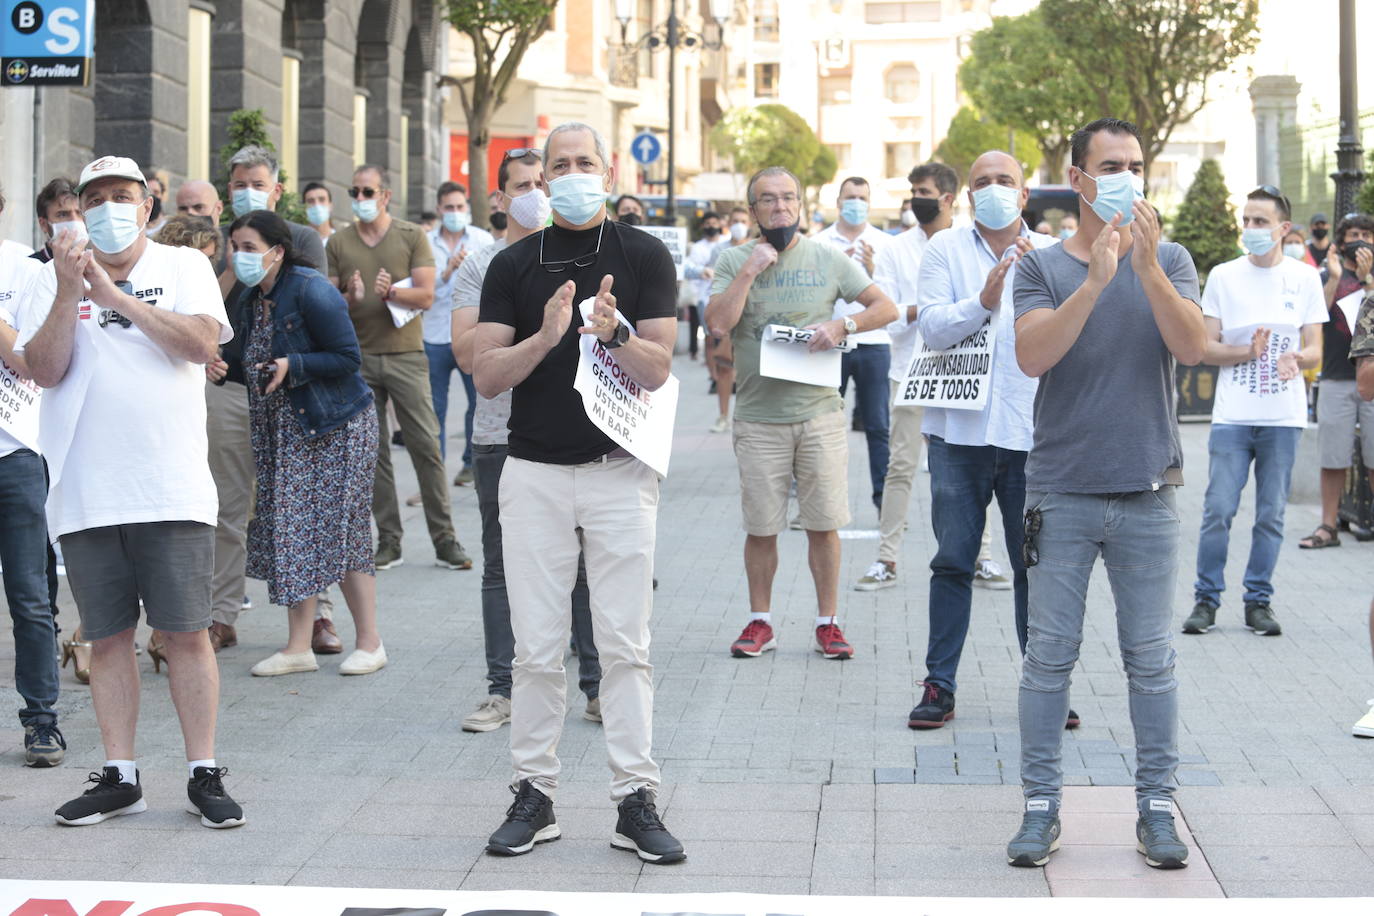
[424,341,476,466]
[1194,424,1302,607]
[1019,488,1181,807]
[0,449,59,728]
[925,436,1028,694]
[840,343,891,505]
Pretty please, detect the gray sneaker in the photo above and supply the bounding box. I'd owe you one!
[1244,601,1282,636]
[24,722,66,768]
[583,696,602,723]
[854,560,897,591]
[461,695,512,733]
[1182,601,1216,634]
[1136,798,1189,869]
[436,539,473,570]
[1007,800,1061,867]
[374,540,403,570]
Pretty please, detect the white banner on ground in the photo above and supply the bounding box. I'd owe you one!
[572,297,679,477]
[758,324,854,388]
[0,352,40,452]
[634,224,690,281]
[4,879,1372,916]
[894,317,996,411]
[1217,322,1301,422]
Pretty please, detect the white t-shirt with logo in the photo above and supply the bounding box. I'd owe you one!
[15,241,232,538]
[1201,255,1326,428]
[0,246,41,458]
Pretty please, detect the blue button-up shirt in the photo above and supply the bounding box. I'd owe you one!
[425,224,494,345]
[915,222,1057,452]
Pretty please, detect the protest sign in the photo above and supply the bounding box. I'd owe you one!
[634,224,690,280]
[572,298,678,477]
[0,349,40,452]
[385,277,420,328]
[758,324,853,388]
[1214,322,1302,423]
[894,317,996,410]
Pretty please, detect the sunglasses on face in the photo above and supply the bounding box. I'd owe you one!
[348,187,383,199]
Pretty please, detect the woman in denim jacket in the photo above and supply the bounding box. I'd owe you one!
[228,210,387,678]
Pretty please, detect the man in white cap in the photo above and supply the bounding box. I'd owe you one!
[16,156,245,829]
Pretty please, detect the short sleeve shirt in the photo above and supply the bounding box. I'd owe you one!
[326,219,435,354]
[454,240,511,446]
[711,236,872,424]
[1351,292,1374,362]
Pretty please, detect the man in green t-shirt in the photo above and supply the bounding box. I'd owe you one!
[707,166,897,663]
[326,164,469,571]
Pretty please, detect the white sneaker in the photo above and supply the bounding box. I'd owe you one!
[461,695,512,732]
[1354,700,1374,738]
[340,644,388,675]
[710,415,730,433]
[973,558,1012,591]
[250,651,319,677]
[855,560,898,591]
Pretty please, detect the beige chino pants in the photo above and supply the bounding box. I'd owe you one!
[879,379,925,564]
[206,380,253,626]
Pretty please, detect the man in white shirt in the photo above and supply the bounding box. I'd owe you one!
[17,156,244,829]
[1183,186,1325,638]
[817,177,895,508]
[426,180,494,485]
[685,211,726,364]
[855,162,958,590]
[901,151,1056,730]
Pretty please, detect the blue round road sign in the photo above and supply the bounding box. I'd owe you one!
[631,132,662,166]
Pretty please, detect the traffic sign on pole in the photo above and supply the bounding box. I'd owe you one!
[631,132,662,166]
[2,0,94,87]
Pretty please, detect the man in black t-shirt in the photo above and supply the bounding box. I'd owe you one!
[474,121,684,866]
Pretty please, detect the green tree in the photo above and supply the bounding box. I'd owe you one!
[1040,0,1260,177]
[960,8,1124,183]
[1172,159,1237,281]
[802,144,838,208]
[935,107,1042,182]
[444,0,559,226]
[709,103,821,189]
[215,108,305,225]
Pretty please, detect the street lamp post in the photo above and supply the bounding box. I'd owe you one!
[615,0,730,225]
[1332,0,1365,217]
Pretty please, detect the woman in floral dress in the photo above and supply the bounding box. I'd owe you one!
[227,209,386,676]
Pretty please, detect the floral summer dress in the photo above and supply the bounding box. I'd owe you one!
[244,300,377,605]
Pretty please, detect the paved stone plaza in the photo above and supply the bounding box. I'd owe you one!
[1,349,1372,898]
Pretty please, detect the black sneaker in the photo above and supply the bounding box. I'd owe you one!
[24,721,66,768]
[187,766,245,828]
[907,682,955,729]
[1136,798,1189,868]
[1065,709,1081,730]
[612,787,685,864]
[1183,601,1217,634]
[55,767,146,826]
[487,779,560,855]
[1244,601,1282,636]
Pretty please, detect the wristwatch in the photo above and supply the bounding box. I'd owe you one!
[603,323,631,349]
[842,316,858,336]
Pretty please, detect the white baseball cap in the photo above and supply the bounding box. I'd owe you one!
[76,156,147,195]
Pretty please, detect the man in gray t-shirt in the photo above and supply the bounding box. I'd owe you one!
[1004,118,1206,872]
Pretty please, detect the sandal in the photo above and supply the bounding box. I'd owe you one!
[1298,524,1341,549]
[60,628,93,685]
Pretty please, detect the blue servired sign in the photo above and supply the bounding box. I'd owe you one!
[2,0,94,86]
[631,132,662,166]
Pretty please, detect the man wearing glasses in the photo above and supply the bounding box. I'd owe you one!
[706,166,897,663]
[474,122,683,864]
[326,164,471,573]
[17,156,244,828]
[1183,186,1325,638]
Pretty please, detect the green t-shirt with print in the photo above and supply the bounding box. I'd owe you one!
[712,236,873,424]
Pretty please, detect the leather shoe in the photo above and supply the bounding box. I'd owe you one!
[208,622,237,652]
[311,617,343,654]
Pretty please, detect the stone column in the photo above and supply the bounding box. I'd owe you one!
[1249,75,1301,190]
[208,0,288,177]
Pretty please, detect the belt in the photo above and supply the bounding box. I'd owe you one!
[586,447,634,464]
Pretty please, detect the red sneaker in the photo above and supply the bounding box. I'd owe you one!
[730,619,776,658]
[815,623,853,660]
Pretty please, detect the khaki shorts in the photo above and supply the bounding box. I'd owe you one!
[733,410,850,536]
[1317,379,1374,469]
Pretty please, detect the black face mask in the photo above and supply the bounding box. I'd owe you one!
[488,212,508,232]
[1312,227,1328,241]
[703,225,721,238]
[619,212,643,226]
[910,196,941,225]
[1342,240,1374,262]
[760,218,800,251]
[149,196,162,222]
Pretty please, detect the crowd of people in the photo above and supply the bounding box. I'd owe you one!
[0,114,1372,873]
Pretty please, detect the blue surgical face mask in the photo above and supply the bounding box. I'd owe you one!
[1080,168,1144,226]
[547,173,607,226]
[233,248,279,287]
[306,204,331,227]
[840,198,869,226]
[352,198,380,223]
[971,184,1023,231]
[1058,227,1073,240]
[442,210,470,233]
[1283,242,1306,260]
[85,202,144,254]
[1242,227,1277,257]
[231,187,271,218]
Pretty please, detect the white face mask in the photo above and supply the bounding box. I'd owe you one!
[50,220,87,242]
[729,221,749,241]
[507,187,552,230]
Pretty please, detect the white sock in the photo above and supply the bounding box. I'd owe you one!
[816,615,837,627]
[106,760,137,785]
[750,612,771,623]
[188,758,216,776]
